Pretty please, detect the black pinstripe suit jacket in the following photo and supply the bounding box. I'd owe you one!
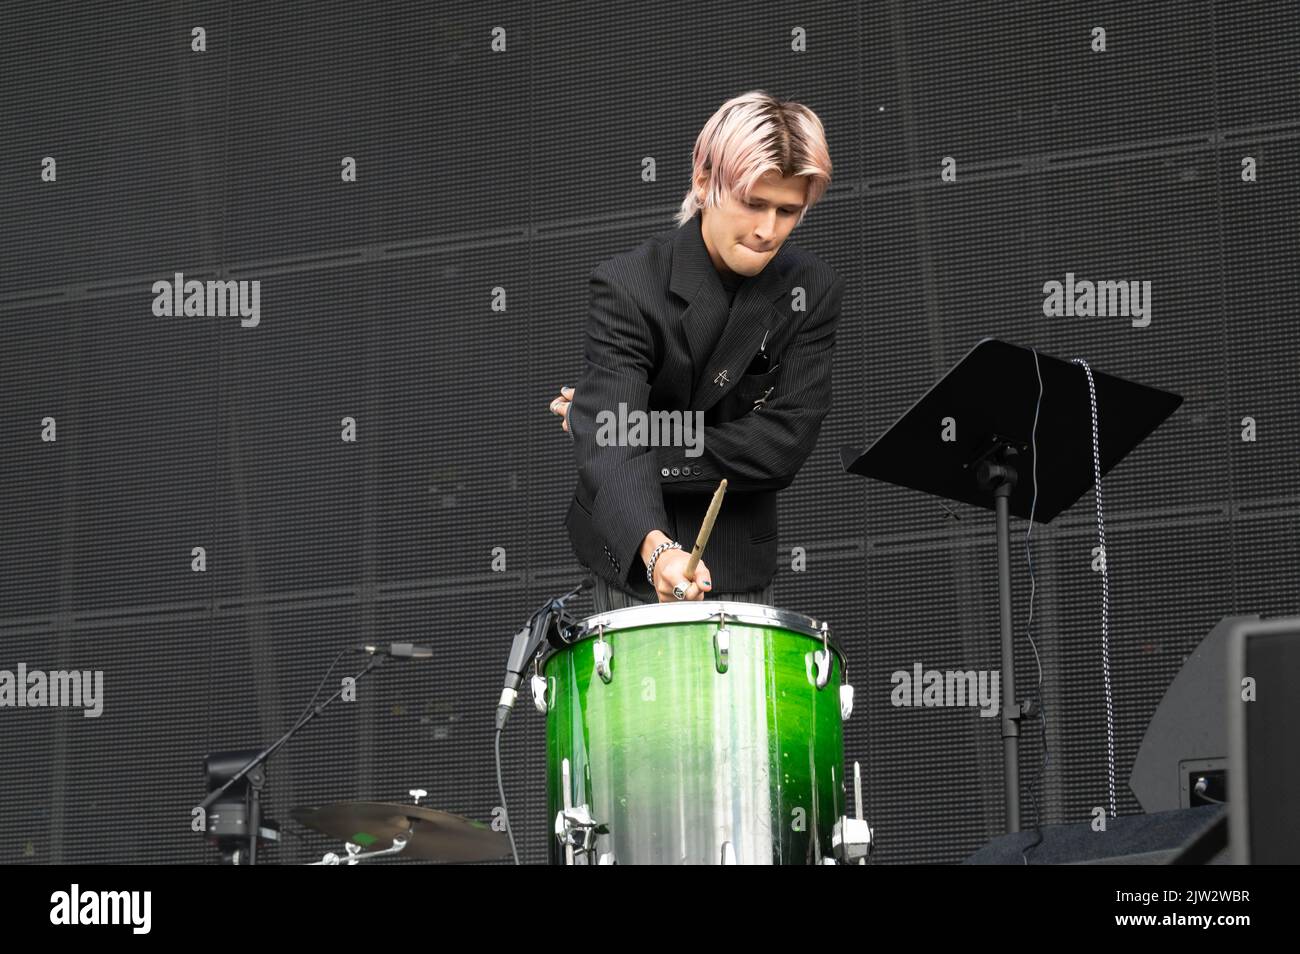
[565,210,846,598]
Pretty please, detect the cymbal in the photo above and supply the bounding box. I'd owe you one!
[292,801,509,862]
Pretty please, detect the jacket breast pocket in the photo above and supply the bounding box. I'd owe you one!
[714,365,781,423]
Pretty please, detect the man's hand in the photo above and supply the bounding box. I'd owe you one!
[548,386,574,432]
[641,530,712,602]
[652,548,713,602]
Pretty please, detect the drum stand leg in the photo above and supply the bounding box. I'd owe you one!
[555,757,607,864]
[832,761,874,864]
[560,758,575,865]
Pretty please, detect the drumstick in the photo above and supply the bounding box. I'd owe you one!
[684,478,727,579]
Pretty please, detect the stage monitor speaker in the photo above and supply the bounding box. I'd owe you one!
[1130,615,1258,813]
[962,805,1226,865]
[1226,615,1300,864]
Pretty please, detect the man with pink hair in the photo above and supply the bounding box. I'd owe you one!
[551,90,846,612]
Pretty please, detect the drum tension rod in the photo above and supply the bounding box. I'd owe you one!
[713,610,730,674]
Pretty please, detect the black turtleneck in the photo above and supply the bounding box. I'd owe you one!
[697,268,747,377]
[719,268,745,306]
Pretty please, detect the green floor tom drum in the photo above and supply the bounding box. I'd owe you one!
[540,600,856,865]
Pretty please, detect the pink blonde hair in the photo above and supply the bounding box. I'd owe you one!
[676,90,832,228]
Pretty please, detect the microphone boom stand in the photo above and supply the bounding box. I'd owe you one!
[199,655,386,864]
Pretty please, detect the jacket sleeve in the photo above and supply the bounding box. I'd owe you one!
[657,273,846,492]
[569,262,672,587]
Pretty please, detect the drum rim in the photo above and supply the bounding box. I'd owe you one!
[547,600,846,664]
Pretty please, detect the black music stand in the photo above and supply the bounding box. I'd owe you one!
[840,337,1182,833]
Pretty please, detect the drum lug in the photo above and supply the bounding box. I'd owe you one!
[840,684,855,721]
[593,624,613,684]
[720,841,736,865]
[812,651,831,690]
[713,611,730,674]
[594,641,613,684]
[813,621,832,690]
[530,674,550,714]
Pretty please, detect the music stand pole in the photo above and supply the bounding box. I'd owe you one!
[978,451,1021,832]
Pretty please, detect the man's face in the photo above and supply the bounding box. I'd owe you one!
[698,170,808,278]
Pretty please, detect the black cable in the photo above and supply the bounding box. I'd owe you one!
[297,647,350,726]
[494,727,520,865]
[1022,347,1050,863]
[488,580,588,867]
[1193,779,1225,805]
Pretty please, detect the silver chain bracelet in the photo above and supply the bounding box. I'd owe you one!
[645,540,682,584]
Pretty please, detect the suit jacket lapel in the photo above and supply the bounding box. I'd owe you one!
[671,212,795,414]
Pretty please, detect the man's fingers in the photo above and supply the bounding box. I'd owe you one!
[693,559,713,597]
[656,576,678,602]
[663,562,712,601]
[652,552,713,602]
[550,387,575,432]
[657,568,686,602]
[550,386,575,413]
